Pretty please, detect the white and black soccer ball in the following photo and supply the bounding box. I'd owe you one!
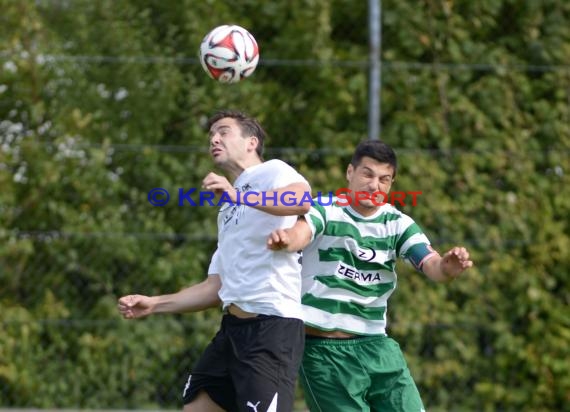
[199,25,260,83]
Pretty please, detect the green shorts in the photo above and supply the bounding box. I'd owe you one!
[299,335,425,412]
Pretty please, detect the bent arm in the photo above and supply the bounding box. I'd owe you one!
[267,217,313,252]
[203,172,311,216]
[243,182,312,216]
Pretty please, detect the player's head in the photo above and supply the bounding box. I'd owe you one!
[345,140,397,215]
[207,110,265,160]
[350,139,397,178]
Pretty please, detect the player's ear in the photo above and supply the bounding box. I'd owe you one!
[248,135,259,153]
[346,164,354,182]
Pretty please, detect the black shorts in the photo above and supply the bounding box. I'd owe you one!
[182,313,305,412]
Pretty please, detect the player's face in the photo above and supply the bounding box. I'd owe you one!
[208,117,256,169]
[346,156,394,215]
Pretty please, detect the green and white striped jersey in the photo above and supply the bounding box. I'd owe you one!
[302,199,436,335]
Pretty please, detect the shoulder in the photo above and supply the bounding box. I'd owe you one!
[261,159,309,186]
[384,205,423,235]
[263,158,286,167]
[385,203,406,217]
[309,198,346,219]
[261,159,294,172]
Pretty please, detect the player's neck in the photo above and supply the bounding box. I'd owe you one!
[224,157,263,180]
[351,204,381,217]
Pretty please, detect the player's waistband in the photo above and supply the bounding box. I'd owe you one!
[305,325,364,339]
[223,303,259,319]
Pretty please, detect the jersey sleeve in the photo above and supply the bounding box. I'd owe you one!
[207,248,221,275]
[403,243,437,271]
[304,203,327,241]
[396,216,437,271]
[266,159,310,189]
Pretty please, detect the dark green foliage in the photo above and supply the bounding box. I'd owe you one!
[0,0,568,410]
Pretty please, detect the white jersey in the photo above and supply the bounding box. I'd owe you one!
[208,159,309,319]
[302,199,436,334]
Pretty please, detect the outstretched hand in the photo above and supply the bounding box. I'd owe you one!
[440,247,473,279]
[117,294,154,319]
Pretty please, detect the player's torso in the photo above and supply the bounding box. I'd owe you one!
[301,204,406,334]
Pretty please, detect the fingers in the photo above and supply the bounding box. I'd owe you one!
[202,172,232,192]
[201,172,218,187]
[117,294,140,319]
[267,231,280,249]
[267,229,288,250]
[446,247,472,264]
[453,246,470,261]
[118,294,135,306]
[443,247,474,276]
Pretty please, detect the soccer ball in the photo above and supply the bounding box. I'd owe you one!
[199,25,260,83]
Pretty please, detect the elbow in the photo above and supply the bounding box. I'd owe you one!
[297,203,311,215]
[211,295,222,307]
[205,291,222,309]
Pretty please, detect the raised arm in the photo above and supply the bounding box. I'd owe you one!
[245,181,311,216]
[421,246,473,282]
[117,274,222,319]
[203,172,311,216]
[267,217,313,252]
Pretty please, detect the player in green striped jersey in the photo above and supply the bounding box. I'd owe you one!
[268,140,473,412]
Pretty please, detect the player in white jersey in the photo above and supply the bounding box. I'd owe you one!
[268,140,473,412]
[118,110,311,412]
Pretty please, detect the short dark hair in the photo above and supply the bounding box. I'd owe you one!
[207,110,266,159]
[351,140,398,177]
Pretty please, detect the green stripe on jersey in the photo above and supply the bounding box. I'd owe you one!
[323,221,398,250]
[318,247,395,272]
[315,275,395,298]
[302,293,386,320]
[395,223,423,255]
[311,202,328,219]
[309,214,324,236]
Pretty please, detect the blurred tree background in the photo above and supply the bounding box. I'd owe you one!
[0,0,568,411]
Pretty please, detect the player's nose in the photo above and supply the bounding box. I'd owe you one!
[210,133,221,146]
